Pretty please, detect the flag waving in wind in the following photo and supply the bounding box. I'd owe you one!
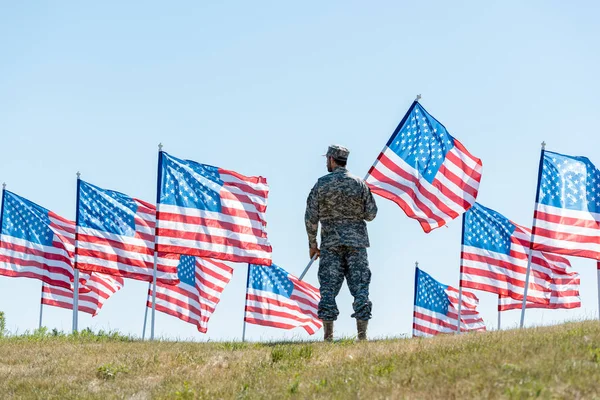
[245,263,322,335]
[75,180,178,284]
[0,191,79,289]
[413,267,485,337]
[366,101,482,232]
[42,272,124,316]
[148,254,233,333]
[532,150,600,260]
[156,152,272,265]
[498,252,580,311]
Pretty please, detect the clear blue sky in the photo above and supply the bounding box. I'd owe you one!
[1,1,599,341]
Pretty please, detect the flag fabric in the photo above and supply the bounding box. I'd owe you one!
[75,180,178,284]
[155,152,272,265]
[148,254,233,333]
[42,273,124,316]
[365,101,482,233]
[461,202,557,304]
[532,150,600,260]
[0,191,78,289]
[413,267,486,337]
[498,252,580,311]
[245,263,322,335]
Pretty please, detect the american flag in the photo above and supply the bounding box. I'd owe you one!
[75,180,179,284]
[42,272,124,316]
[147,254,233,333]
[365,101,482,233]
[532,150,600,260]
[498,252,580,311]
[155,152,272,265]
[413,267,486,337]
[460,202,558,304]
[245,263,322,335]
[0,190,78,289]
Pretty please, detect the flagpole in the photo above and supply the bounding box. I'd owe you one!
[38,283,44,329]
[497,296,501,331]
[72,172,82,333]
[0,183,5,235]
[456,214,466,334]
[597,261,600,320]
[242,264,251,342]
[299,254,318,281]
[520,141,546,329]
[412,261,419,338]
[151,143,163,341]
[142,282,151,340]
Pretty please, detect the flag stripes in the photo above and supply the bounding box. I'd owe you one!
[148,255,233,333]
[532,150,600,260]
[366,102,482,233]
[413,268,485,338]
[0,191,78,289]
[156,152,272,265]
[75,181,178,283]
[245,264,322,335]
[498,252,580,311]
[533,204,600,259]
[42,273,124,316]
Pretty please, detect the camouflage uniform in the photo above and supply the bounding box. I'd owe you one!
[305,145,378,321]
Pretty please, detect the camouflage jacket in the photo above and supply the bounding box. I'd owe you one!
[305,166,378,249]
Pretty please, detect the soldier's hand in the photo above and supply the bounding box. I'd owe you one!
[309,247,321,260]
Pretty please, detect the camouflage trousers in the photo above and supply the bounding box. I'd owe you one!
[317,246,372,321]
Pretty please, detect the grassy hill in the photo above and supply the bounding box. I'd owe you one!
[0,321,599,399]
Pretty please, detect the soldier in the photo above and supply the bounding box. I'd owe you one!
[305,145,378,341]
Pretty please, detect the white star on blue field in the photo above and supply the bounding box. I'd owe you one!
[159,152,223,212]
[249,264,294,299]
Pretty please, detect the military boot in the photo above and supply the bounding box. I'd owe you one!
[323,321,334,342]
[357,319,368,341]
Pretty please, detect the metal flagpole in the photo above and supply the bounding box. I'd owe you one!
[412,261,419,338]
[72,172,82,333]
[72,269,80,332]
[151,143,163,341]
[150,254,158,340]
[299,254,318,281]
[520,141,546,329]
[456,214,466,334]
[241,264,251,342]
[497,296,501,331]
[142,282,151,340]
[597,261,600,320]
[39,284,44,329]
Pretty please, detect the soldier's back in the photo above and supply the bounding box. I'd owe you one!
[316,168,367,221]
[315,168,372,248]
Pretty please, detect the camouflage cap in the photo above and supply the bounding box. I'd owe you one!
[324,145,350,161]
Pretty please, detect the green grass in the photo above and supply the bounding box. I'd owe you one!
[0,321,599,399]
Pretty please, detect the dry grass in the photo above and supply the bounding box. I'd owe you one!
[1,321,600,399]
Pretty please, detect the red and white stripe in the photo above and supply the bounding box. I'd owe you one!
[156,161,272,265]
[532,203,600,260]
[461,223,554,304]
[366,139,482,233]
[42,272,124,316]
[245,273,322,335]
[498,252,580,311]
[148,255,233,333]
[76,199,178,284]
[413,286,486,337]
[0,196,79,289]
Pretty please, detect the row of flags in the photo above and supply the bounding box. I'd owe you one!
[0,150,319,336]
[1,98,598,338]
